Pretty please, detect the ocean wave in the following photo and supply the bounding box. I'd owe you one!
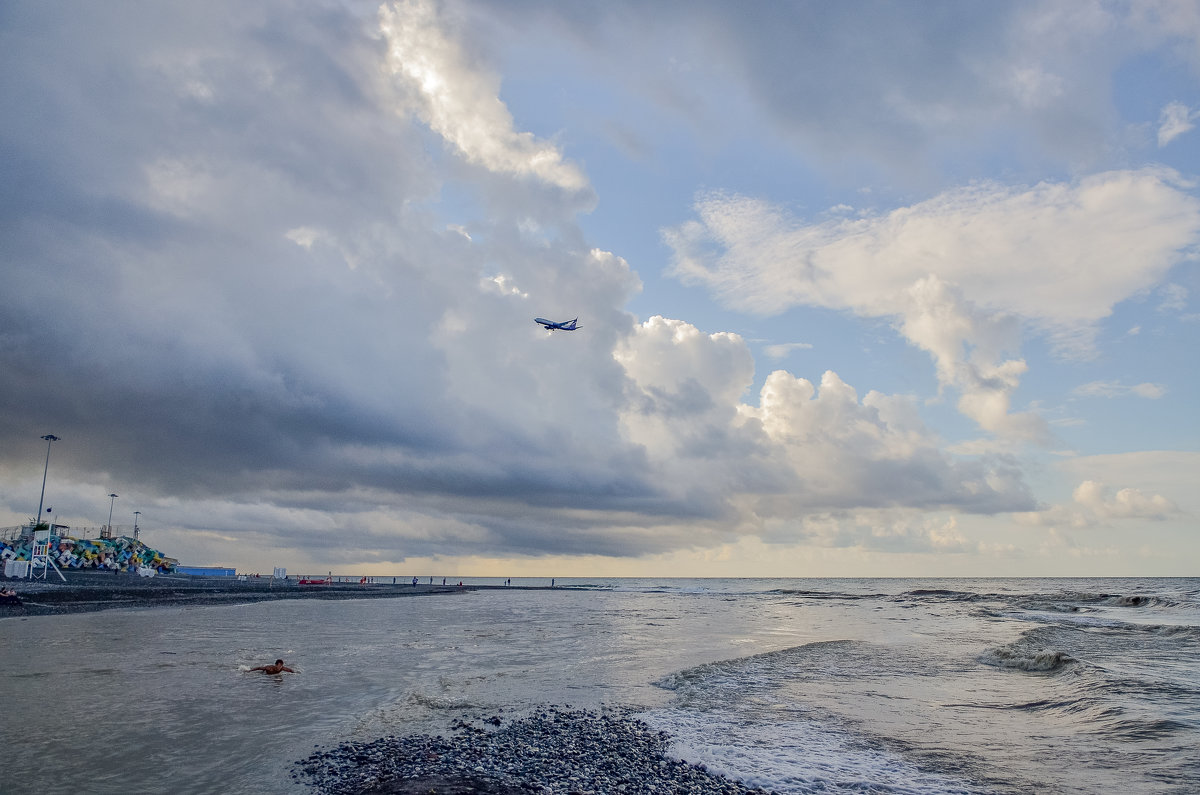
[1022,590,1176,609]
[1015,600,1084,613]
[1101,593,1175,608]
[1027,613,1200,638]
[977,644,1075,673]
[1140,623,1200,638]
[654,640,861,694]
[898,588,987,602]
[1090,717,1193,742]
[770,589,885,601]
[1083,620,1200,639]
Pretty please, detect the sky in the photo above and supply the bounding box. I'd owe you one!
[1,0,1198,577]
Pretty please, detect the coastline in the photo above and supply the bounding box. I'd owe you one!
[0,570,530,617]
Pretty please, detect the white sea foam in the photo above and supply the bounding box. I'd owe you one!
[642,707,981,794]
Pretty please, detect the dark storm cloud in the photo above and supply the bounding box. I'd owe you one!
[1,0,1041,564]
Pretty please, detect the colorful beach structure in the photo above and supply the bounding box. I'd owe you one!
[1,533,177,575]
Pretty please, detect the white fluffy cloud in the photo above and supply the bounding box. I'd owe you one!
[614,318,1034,525]
[1016,479,1179,529]
[664,171,1200,441]
[379,0,589,195]
[1072,480,1177,520]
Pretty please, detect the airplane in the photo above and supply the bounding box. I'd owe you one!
[534,317,580,331]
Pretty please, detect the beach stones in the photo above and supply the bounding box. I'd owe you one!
[296,706,772,795]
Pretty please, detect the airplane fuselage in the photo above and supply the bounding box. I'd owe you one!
[534,317,579,331]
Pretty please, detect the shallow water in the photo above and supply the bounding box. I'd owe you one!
[0,577,1196,793]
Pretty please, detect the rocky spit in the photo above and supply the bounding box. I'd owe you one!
[295,707,775,795]
[0,570,496,617]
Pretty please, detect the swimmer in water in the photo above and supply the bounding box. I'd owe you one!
[250,659,296,674]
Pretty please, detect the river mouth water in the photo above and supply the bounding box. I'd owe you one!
[1,577,1196,794]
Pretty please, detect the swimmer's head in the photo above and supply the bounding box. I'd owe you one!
[275,659,284,665]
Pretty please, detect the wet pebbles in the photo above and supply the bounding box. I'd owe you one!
[295,707,773,795]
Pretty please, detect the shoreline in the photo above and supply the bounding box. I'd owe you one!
[0,571,550,618]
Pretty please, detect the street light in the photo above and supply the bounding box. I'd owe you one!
[133,511,141,541]
[35,434,60,530]
[106,493,119,539]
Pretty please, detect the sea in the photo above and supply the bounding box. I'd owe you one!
[0,577,1197,794]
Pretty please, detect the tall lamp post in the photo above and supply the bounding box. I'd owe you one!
[133,511,141,541]
[105,493,119,539]
[35,434,60,529]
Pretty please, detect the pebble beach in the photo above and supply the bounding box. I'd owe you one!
[296,707,773,795]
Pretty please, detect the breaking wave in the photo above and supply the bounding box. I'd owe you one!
[977,644,1075,673]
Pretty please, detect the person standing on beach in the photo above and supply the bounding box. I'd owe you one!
[250,659,296,675]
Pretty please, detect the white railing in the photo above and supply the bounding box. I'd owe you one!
[0,525,137,541]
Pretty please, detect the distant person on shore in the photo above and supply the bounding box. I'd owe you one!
[412,576,418,587]
[250,659,296,675]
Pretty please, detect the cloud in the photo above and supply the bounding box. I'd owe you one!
[1016,479,1179,529]
[1015,451,1197,534]
[1157,101,1199,147]
[0,1,1042,566]
[762,342,813,359]
[1072,381,1167,399]
[1157,282,1189,312]
[1071,480,1177,520]
[476,1,1200,176]
[0,0,628,557]
[611,318,1034,519]
[379,0,591,198]
[664,171,1200,440]
[760,510,977,554]
[738,368,1033,514]
[5,1,1193,571]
